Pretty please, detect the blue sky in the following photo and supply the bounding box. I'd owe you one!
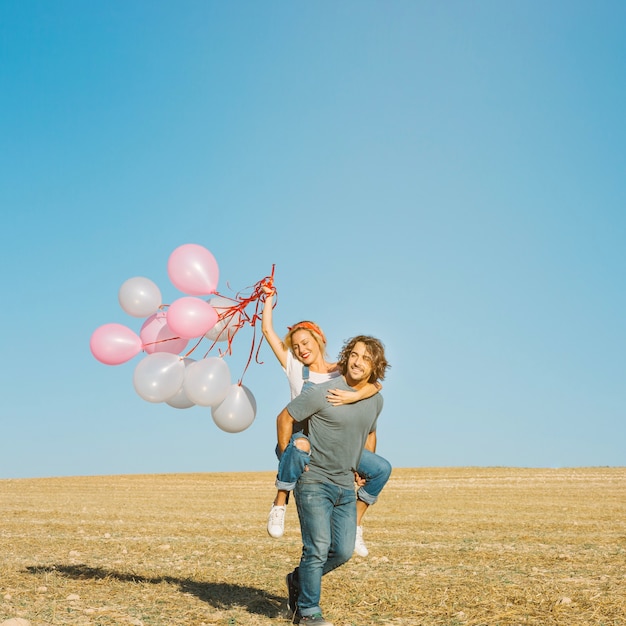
[1,1,624,478]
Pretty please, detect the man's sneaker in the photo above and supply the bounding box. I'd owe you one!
[354,525,369,557]
[285,569,299,617]
[267,504,286,538]
[292,612,334,625]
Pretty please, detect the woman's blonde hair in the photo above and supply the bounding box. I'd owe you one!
[284,321,327,355]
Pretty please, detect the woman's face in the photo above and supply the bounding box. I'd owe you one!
[291,329,321,365]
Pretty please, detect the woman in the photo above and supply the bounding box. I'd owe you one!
[261,284,392,557]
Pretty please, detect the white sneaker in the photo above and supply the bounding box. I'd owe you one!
[354,525,369,557]
[267,504,286,538]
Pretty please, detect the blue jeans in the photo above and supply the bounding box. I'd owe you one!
[275,433,310,491]
[294,480,356,616]
[355,449,392,505]
[276,439,392,504]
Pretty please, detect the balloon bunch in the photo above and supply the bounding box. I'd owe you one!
[89,243,274,433]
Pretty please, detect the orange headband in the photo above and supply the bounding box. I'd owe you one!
[287,321,327,345]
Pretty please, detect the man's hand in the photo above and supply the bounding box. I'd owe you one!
[354,470,367,487]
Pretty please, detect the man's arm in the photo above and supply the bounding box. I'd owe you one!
[354,431,378,487]
[277,407,297,454]
[364,431,377,454]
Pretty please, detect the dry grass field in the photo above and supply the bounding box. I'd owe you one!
[1,467,624,626]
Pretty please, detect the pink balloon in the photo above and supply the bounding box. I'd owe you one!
[90,323,142,365]
[140,312,189,355]
[166,297,218,339]
[167,243,219,296]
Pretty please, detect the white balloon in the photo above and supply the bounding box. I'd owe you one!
[133,353,184,403]
[119,277,162,318]
[183,357,231,407]
[211,384,256,433]
[205,295,242,343]
[166,358,196,409]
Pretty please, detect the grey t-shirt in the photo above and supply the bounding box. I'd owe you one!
[286,376,383,490]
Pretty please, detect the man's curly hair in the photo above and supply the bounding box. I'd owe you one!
[337,335,390,383]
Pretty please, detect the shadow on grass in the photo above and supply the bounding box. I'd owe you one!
[26,564,285,618]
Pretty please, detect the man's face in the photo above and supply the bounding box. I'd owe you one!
[346,341,374,385]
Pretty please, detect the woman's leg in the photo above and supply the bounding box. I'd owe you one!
[268,435,310,537]
[353,450,392,555]
[356,449,392,505]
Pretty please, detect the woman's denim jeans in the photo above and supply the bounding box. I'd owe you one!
[293,480,356,616]
[276,437,392,503]
[355,448,392,505]
[275,433,310,491]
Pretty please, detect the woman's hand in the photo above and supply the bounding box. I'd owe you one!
[326,388,355,406]
[261,281,276,297]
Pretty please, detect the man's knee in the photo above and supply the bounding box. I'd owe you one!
[336,543,354,565]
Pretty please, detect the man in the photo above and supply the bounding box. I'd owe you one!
[277,335,390,625]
